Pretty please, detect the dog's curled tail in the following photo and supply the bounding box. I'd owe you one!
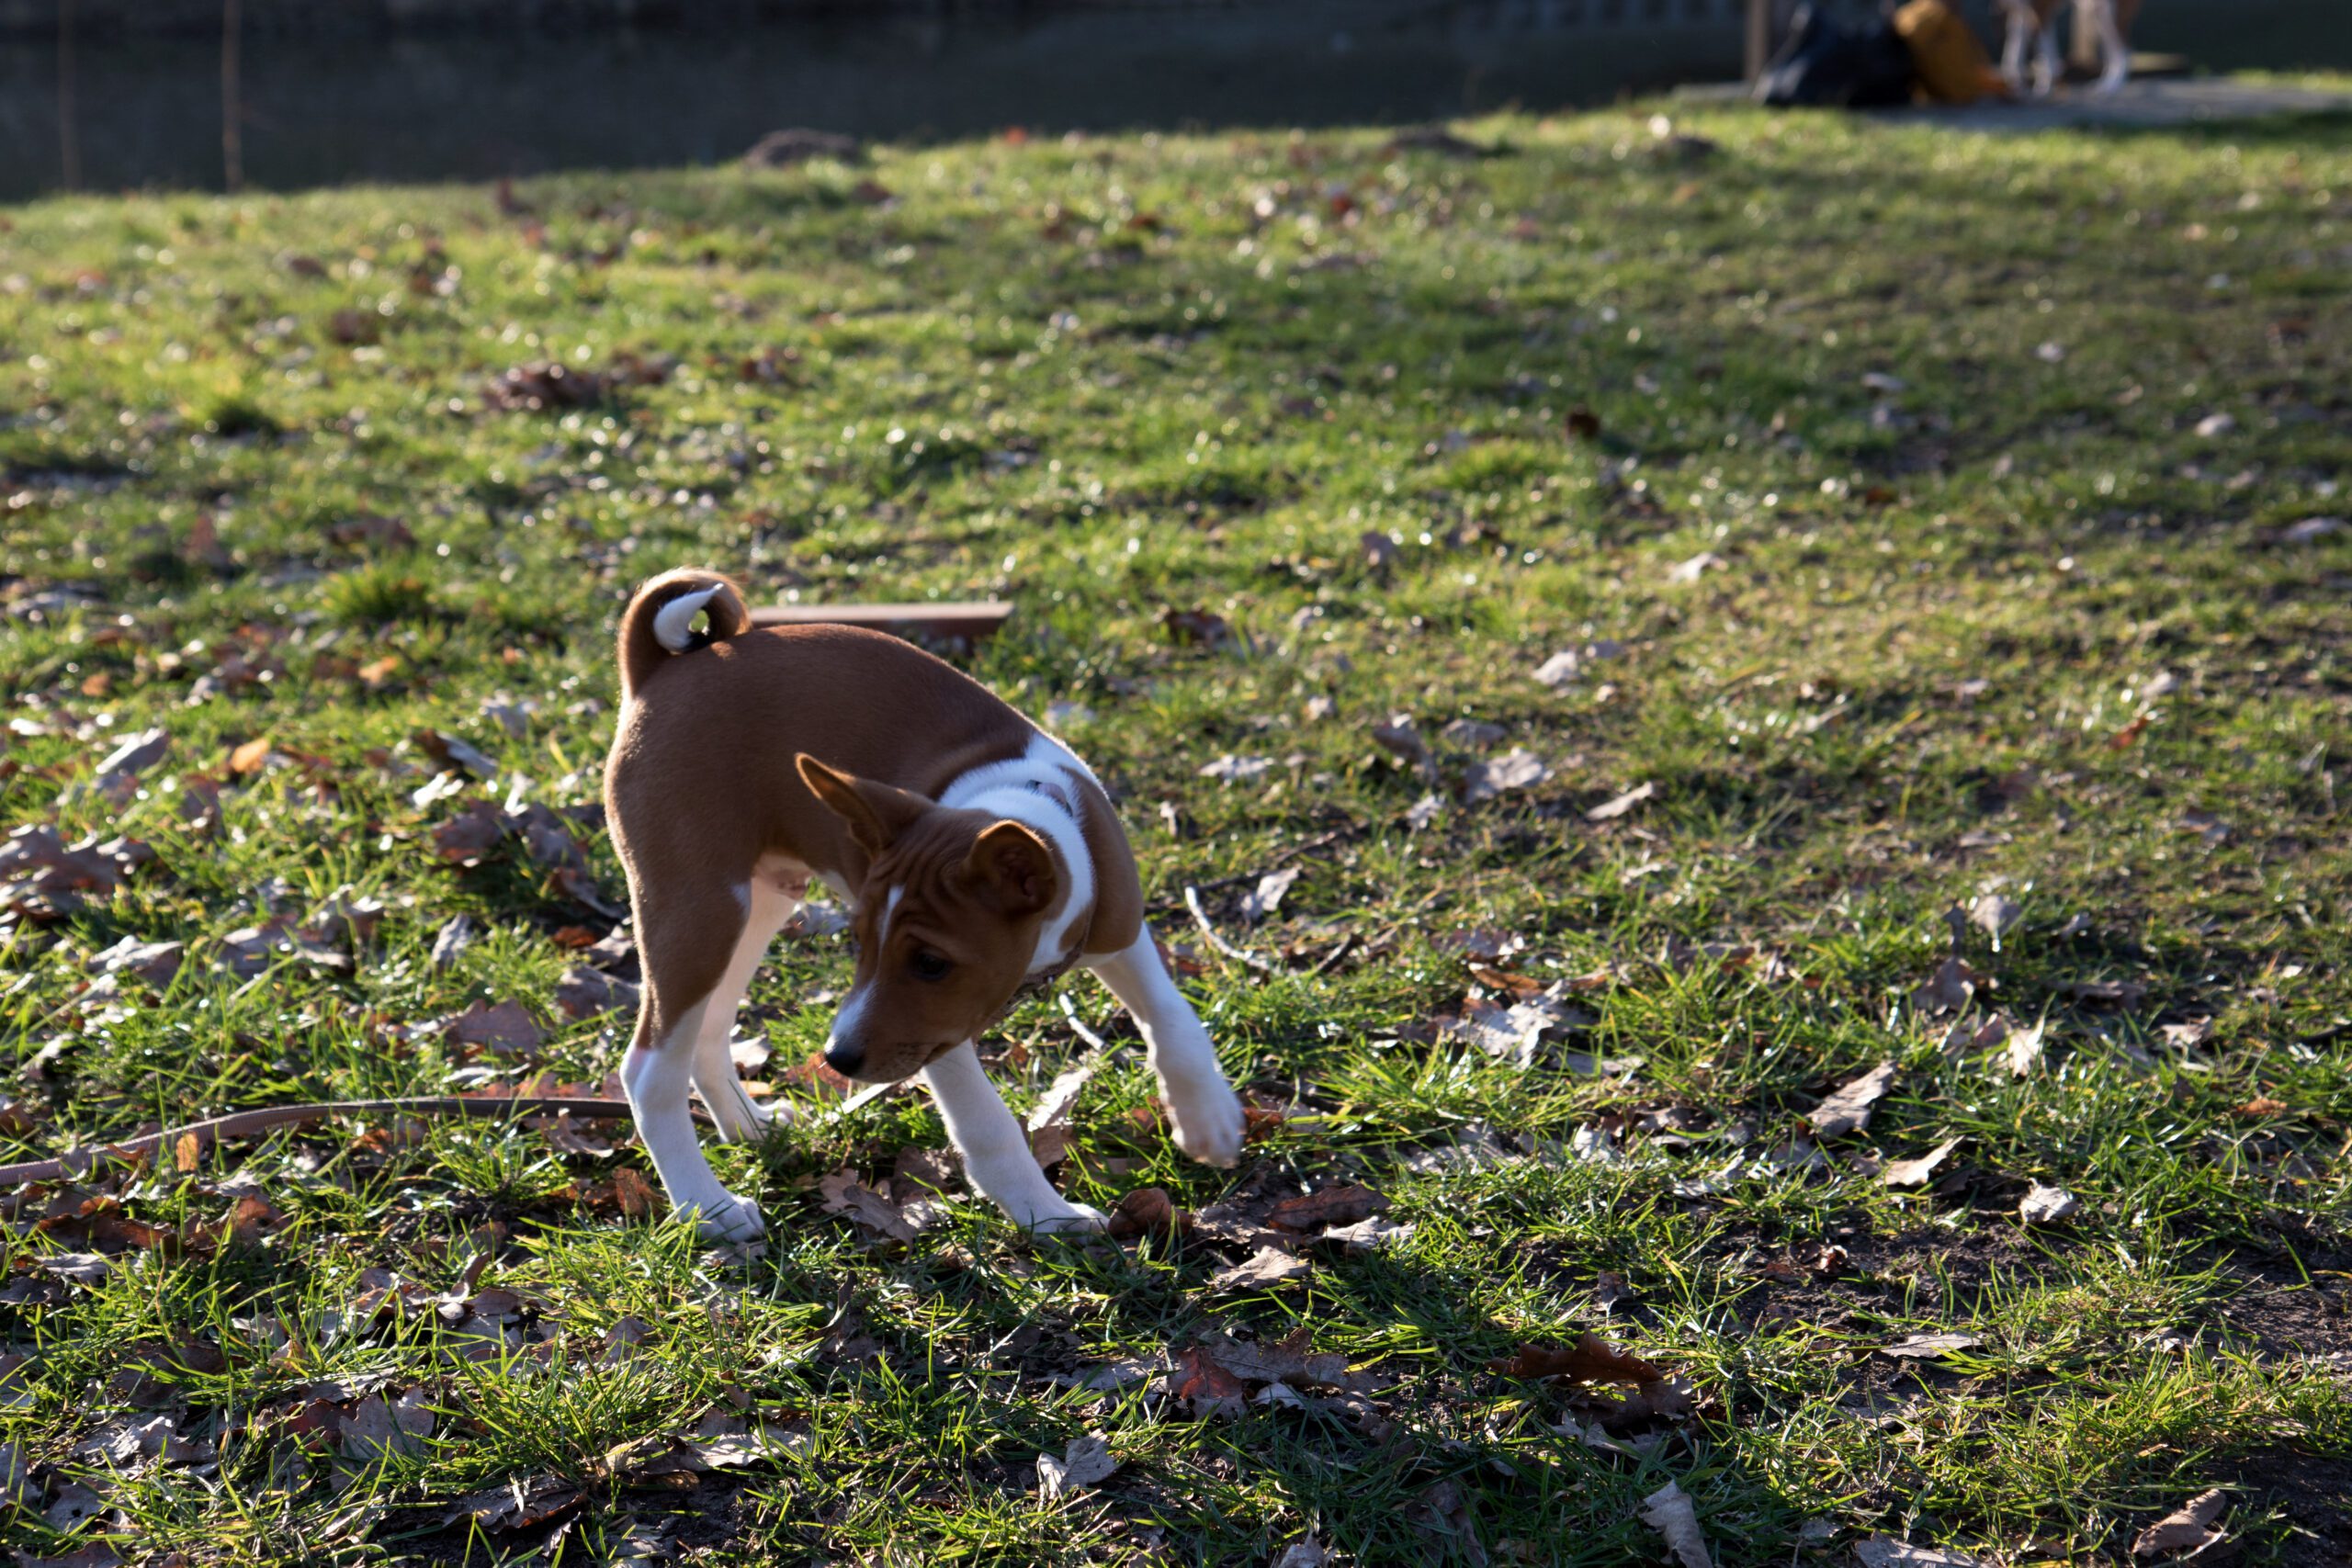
[617,569,752,697]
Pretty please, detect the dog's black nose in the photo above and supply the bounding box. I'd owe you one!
[822,1040,864,1077]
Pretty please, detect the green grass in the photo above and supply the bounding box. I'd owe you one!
[3,94,2350,1566]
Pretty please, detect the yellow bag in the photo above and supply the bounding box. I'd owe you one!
[1894,0,2004,105]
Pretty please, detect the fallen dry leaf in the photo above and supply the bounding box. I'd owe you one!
[1240,865,1301,923]
[1489,1333,1663,1385]
[0,825,157,921]
[1464,747,1547,804]
[340,1388,435,1462]
[2003,1017,2048,1077]
[428,914,476,970]
[94,726,170,780]
[445,1472,584,1532]
[1879,1331,1980,1360]
[1198,753,1271,784]
[1639,1479,1713,1568]
[679,1419,809,1471]
[2132,1491,2228,1559]
[1321,1213,1413,1253]
[1407,1479,1487,1564]
[1370,716,1431,777]
[610,1167,660,1219]
[1104,1187,1188,1239]
[1533,649,1584,688]
[1883,1136,1962,1188]
[1444,998,1563,1068]
[39,1253,113,1285]
[818,1170,918,1244]
[414,727,499,779]
[554,965,639,1020]
[1160,606,1235,649]
[2018,1181,2080,1224]
[1912,956,1976,1015]
[1265,1184,1390,1233]
[1852,1539,1985,1568]
[1025,1059,1097,1134]
[1207,1246,1310,1293]
[1809,1062,1897,1137]
[1164,1345,1250,1418]
[1585,781,1656,822]
[444,998,544,1055]
[2059,976,2147,1008]
[1440,717,1507,749]
[86,935,185,987]
[1196,1330,1351,1390]
[1035,1433,1117,1501]
[1969,892,2021,942]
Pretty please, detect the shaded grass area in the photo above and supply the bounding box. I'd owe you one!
[1,95,2348,1565]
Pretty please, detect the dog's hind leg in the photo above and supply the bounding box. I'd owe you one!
[687,875,797,1144]
[621,881,767,1243]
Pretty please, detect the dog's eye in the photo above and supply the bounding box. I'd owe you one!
[909,950,953,983]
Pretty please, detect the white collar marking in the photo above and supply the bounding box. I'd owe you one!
[939,730,1097,976]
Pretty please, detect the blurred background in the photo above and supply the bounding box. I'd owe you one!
[3,0,2346,202]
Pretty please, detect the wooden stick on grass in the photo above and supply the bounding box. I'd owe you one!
[1182,886,1283,976]
[0,1095,711,1188]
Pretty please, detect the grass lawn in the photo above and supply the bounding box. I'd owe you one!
[2,91,2349,1567]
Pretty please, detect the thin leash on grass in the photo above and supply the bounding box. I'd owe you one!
[0,1096,713,1187]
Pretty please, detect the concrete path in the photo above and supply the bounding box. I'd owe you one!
[1679,74,2352,131]
[1886,76,2352,132]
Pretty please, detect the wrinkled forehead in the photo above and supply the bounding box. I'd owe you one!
[854,812,986,923]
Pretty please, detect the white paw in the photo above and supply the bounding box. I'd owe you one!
[1023,1202,1110,1237]
[693,1191,767,1244]
[1167,1080,1247,1168]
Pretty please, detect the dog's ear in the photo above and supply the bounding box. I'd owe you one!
[963,820,1057,918]
[797,755,932,855]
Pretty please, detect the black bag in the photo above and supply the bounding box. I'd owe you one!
[1754,5,1918,108]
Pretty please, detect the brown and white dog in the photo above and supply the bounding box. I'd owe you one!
[1999,0,2140,96]
[602,569,1246,1241]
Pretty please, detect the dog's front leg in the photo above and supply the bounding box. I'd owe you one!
[1998,2,2034,92]
[2032,17,2062,96]
[1089,929,1245,1168]
[2087,0,2131,92]
[922,1043,1107,1235]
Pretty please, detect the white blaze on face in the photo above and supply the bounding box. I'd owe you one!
[826,886,901,1058]
[826,982,874,1057]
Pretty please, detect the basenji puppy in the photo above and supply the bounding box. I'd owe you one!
[1999,0,2140,97]
[602,570,1247,1242]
